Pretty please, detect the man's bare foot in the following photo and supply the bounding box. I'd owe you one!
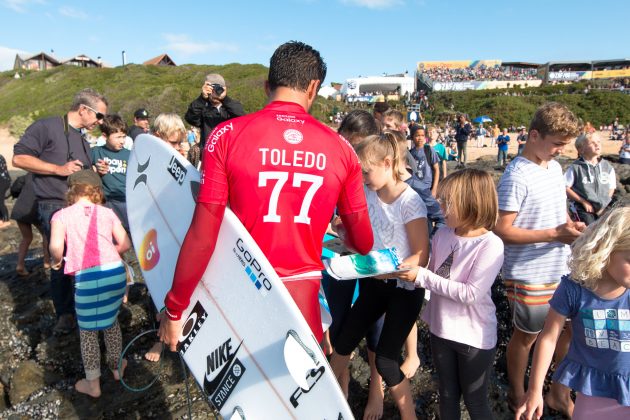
[144,342,163,362]
[0,221,11,229]
[545,391,574,418]
[75,378,101,397]
[111,359,128,381]
[363,377,384,420]
[400,354,420,379]
[15,266,29,277]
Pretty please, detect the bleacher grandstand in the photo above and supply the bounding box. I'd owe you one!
[415,59,630,92]
[541,58,630,84]
[416,60,543,92]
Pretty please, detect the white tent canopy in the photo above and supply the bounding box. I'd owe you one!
[340,75,415,97]
[317,85,339,98]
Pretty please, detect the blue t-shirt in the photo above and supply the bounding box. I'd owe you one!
[409,146,439,190]
[91,146,130,201]
[497,135,510,151]
[404,176,445,227]
[550,275,630,406]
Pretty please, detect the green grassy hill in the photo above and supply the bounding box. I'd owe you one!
[0,64,268,128]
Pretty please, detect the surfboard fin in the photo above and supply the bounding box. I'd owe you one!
[229,406,245,420]
[284,330,319,390]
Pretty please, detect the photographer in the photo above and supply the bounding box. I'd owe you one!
[454,114,472,167]
[184,74,245,150]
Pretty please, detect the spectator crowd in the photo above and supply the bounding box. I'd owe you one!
[420,65,540,83]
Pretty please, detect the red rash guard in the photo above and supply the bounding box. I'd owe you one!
[165,101,373,326]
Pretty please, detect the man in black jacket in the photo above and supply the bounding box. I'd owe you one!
[184,74,245,151]
[454,114,472,167]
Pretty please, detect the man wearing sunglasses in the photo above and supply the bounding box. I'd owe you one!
[13,88,108,335]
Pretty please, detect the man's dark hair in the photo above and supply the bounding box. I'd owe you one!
[338,110,379,140]
[268,41,327,91]
[100,114,128,136]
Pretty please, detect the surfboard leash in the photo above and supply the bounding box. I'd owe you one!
[118,329,163,392]
[118,329,194,420]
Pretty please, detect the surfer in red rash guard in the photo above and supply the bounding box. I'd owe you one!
[158,41,373,349]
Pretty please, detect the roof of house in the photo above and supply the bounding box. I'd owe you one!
[16,51,61,64]
[143,53,177,66]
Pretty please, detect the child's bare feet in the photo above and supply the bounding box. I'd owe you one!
[400,354,420,379]
[144,342,163,362]
[363,377,384,420]
[111,359,127,381]
[544,387,575,418]
[507,389,523,412]
[15,266,29,277]
[75,378,101,397]
[339,368,350,398]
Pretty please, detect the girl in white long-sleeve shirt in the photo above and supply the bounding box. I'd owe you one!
[398,168,504,420]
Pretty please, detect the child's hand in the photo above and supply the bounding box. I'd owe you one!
[50,258,63,270]
[514,391,544,420]
[396,264,420,283]
[330,216,346,240]
[95,159,109,175]
[553,222,583,244]
[581,200,594,214]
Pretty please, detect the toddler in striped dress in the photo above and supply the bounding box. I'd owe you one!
[49,170,131,397]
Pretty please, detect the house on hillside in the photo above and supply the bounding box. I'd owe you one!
[143,54,176,66]
[14,52,60,71]
[14,52,104,71]
[64,54,102,68]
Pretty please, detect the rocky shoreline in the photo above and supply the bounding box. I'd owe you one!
[0,155,628,419]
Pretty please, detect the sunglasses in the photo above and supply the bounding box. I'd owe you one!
[83,104,104,120]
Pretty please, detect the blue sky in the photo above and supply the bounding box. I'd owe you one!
[1,0,628,84]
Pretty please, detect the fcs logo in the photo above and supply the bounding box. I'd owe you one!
[283,129,303,145]
[139,229,160,271]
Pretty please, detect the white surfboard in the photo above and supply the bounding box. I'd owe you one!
[127,134,353,420]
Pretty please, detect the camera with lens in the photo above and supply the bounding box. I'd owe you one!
[210,83,224,96]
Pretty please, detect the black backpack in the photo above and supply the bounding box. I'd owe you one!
[9,175,26,199]
[423,144,435,166]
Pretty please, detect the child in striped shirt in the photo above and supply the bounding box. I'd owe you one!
[495,102,584,416]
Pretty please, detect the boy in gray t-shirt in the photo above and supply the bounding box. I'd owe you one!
[495,102,584,417]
